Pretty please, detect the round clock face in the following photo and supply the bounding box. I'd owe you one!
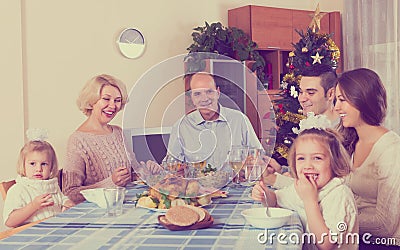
[117,28,145,59]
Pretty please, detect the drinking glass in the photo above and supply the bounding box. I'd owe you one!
[243,147,262,186]
[228,145,249,184]
[104,187,126,216]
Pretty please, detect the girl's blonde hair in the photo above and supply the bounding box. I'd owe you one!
[17,141,59,179]
[76,74,128,116]
[288,128,351,179]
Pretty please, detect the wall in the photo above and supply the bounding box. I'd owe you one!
[0,0,343,231]
[1,1,24,180]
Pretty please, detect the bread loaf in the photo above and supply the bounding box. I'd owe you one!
[184,205,206,222]
[165,205,199,226]
[158,205,213,231]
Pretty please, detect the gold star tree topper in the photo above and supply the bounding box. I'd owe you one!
[309,3,327,33]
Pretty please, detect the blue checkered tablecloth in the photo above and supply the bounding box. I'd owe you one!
[0,184,303,250]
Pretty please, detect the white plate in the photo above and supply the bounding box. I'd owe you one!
[136,201,213,213]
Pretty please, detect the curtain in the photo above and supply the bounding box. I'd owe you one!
[343,0,400,134]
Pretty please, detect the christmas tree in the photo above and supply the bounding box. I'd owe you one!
[271,13,340,165]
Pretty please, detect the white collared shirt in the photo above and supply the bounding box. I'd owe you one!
[167,105,261,168]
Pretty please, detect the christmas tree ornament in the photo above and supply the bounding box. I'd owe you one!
[311,52,325,64]
[301,47,308,53]
[283,136,293,147]
[281,81,288,89]
[290,86,298,98]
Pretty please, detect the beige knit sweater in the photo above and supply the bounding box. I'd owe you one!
[3,175,68,226]
[346,131,400,244]
[62,125,137,203]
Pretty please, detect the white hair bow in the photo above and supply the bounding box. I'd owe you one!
[292,112,331,134]
[26,128,49,141]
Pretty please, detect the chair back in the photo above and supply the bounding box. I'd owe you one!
[0,180,16,200]
[58,169,63,192]
[125,127,172,165]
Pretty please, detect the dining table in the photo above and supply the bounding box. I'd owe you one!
[0,183,304,250]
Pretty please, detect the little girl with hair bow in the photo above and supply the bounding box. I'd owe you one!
[252,114,358,250]
[3,129,74,228]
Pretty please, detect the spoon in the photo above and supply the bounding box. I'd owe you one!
[261,190,271,217]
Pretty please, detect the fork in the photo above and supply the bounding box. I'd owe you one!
[261,190,271,217]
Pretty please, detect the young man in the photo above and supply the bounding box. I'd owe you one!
[167,72,262,169]
[298,65,339,125]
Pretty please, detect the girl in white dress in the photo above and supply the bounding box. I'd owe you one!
[3,129,74,228]
[252,114,358,250]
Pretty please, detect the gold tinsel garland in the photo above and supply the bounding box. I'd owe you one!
[276,111,306,124]
[275,143,290,159]
[326,38,340,62]
[282,72,302,85]
[315,34,340,64]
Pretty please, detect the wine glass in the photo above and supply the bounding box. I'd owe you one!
[243,147,262,186]
[163,155,182,175]
[228,145,249,185]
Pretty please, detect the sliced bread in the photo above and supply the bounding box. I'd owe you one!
[165,205,199,227]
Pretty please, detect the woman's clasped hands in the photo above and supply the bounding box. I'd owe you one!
[112,166,131,186]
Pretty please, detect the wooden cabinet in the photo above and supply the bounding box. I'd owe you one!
[228,5,342,90]
[257,50,291,89]
[245,6,293,50]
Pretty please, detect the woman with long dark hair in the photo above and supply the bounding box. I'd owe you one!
[335,68,400,249]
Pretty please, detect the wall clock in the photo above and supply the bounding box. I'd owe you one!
[117,28,145,59]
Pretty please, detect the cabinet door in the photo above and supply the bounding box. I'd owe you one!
[251,6,293,50]
[292,10,330,43]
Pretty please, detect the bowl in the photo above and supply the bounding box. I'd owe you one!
[241,207,293,228]
[80,188,107,208]
[197,170,230,190]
